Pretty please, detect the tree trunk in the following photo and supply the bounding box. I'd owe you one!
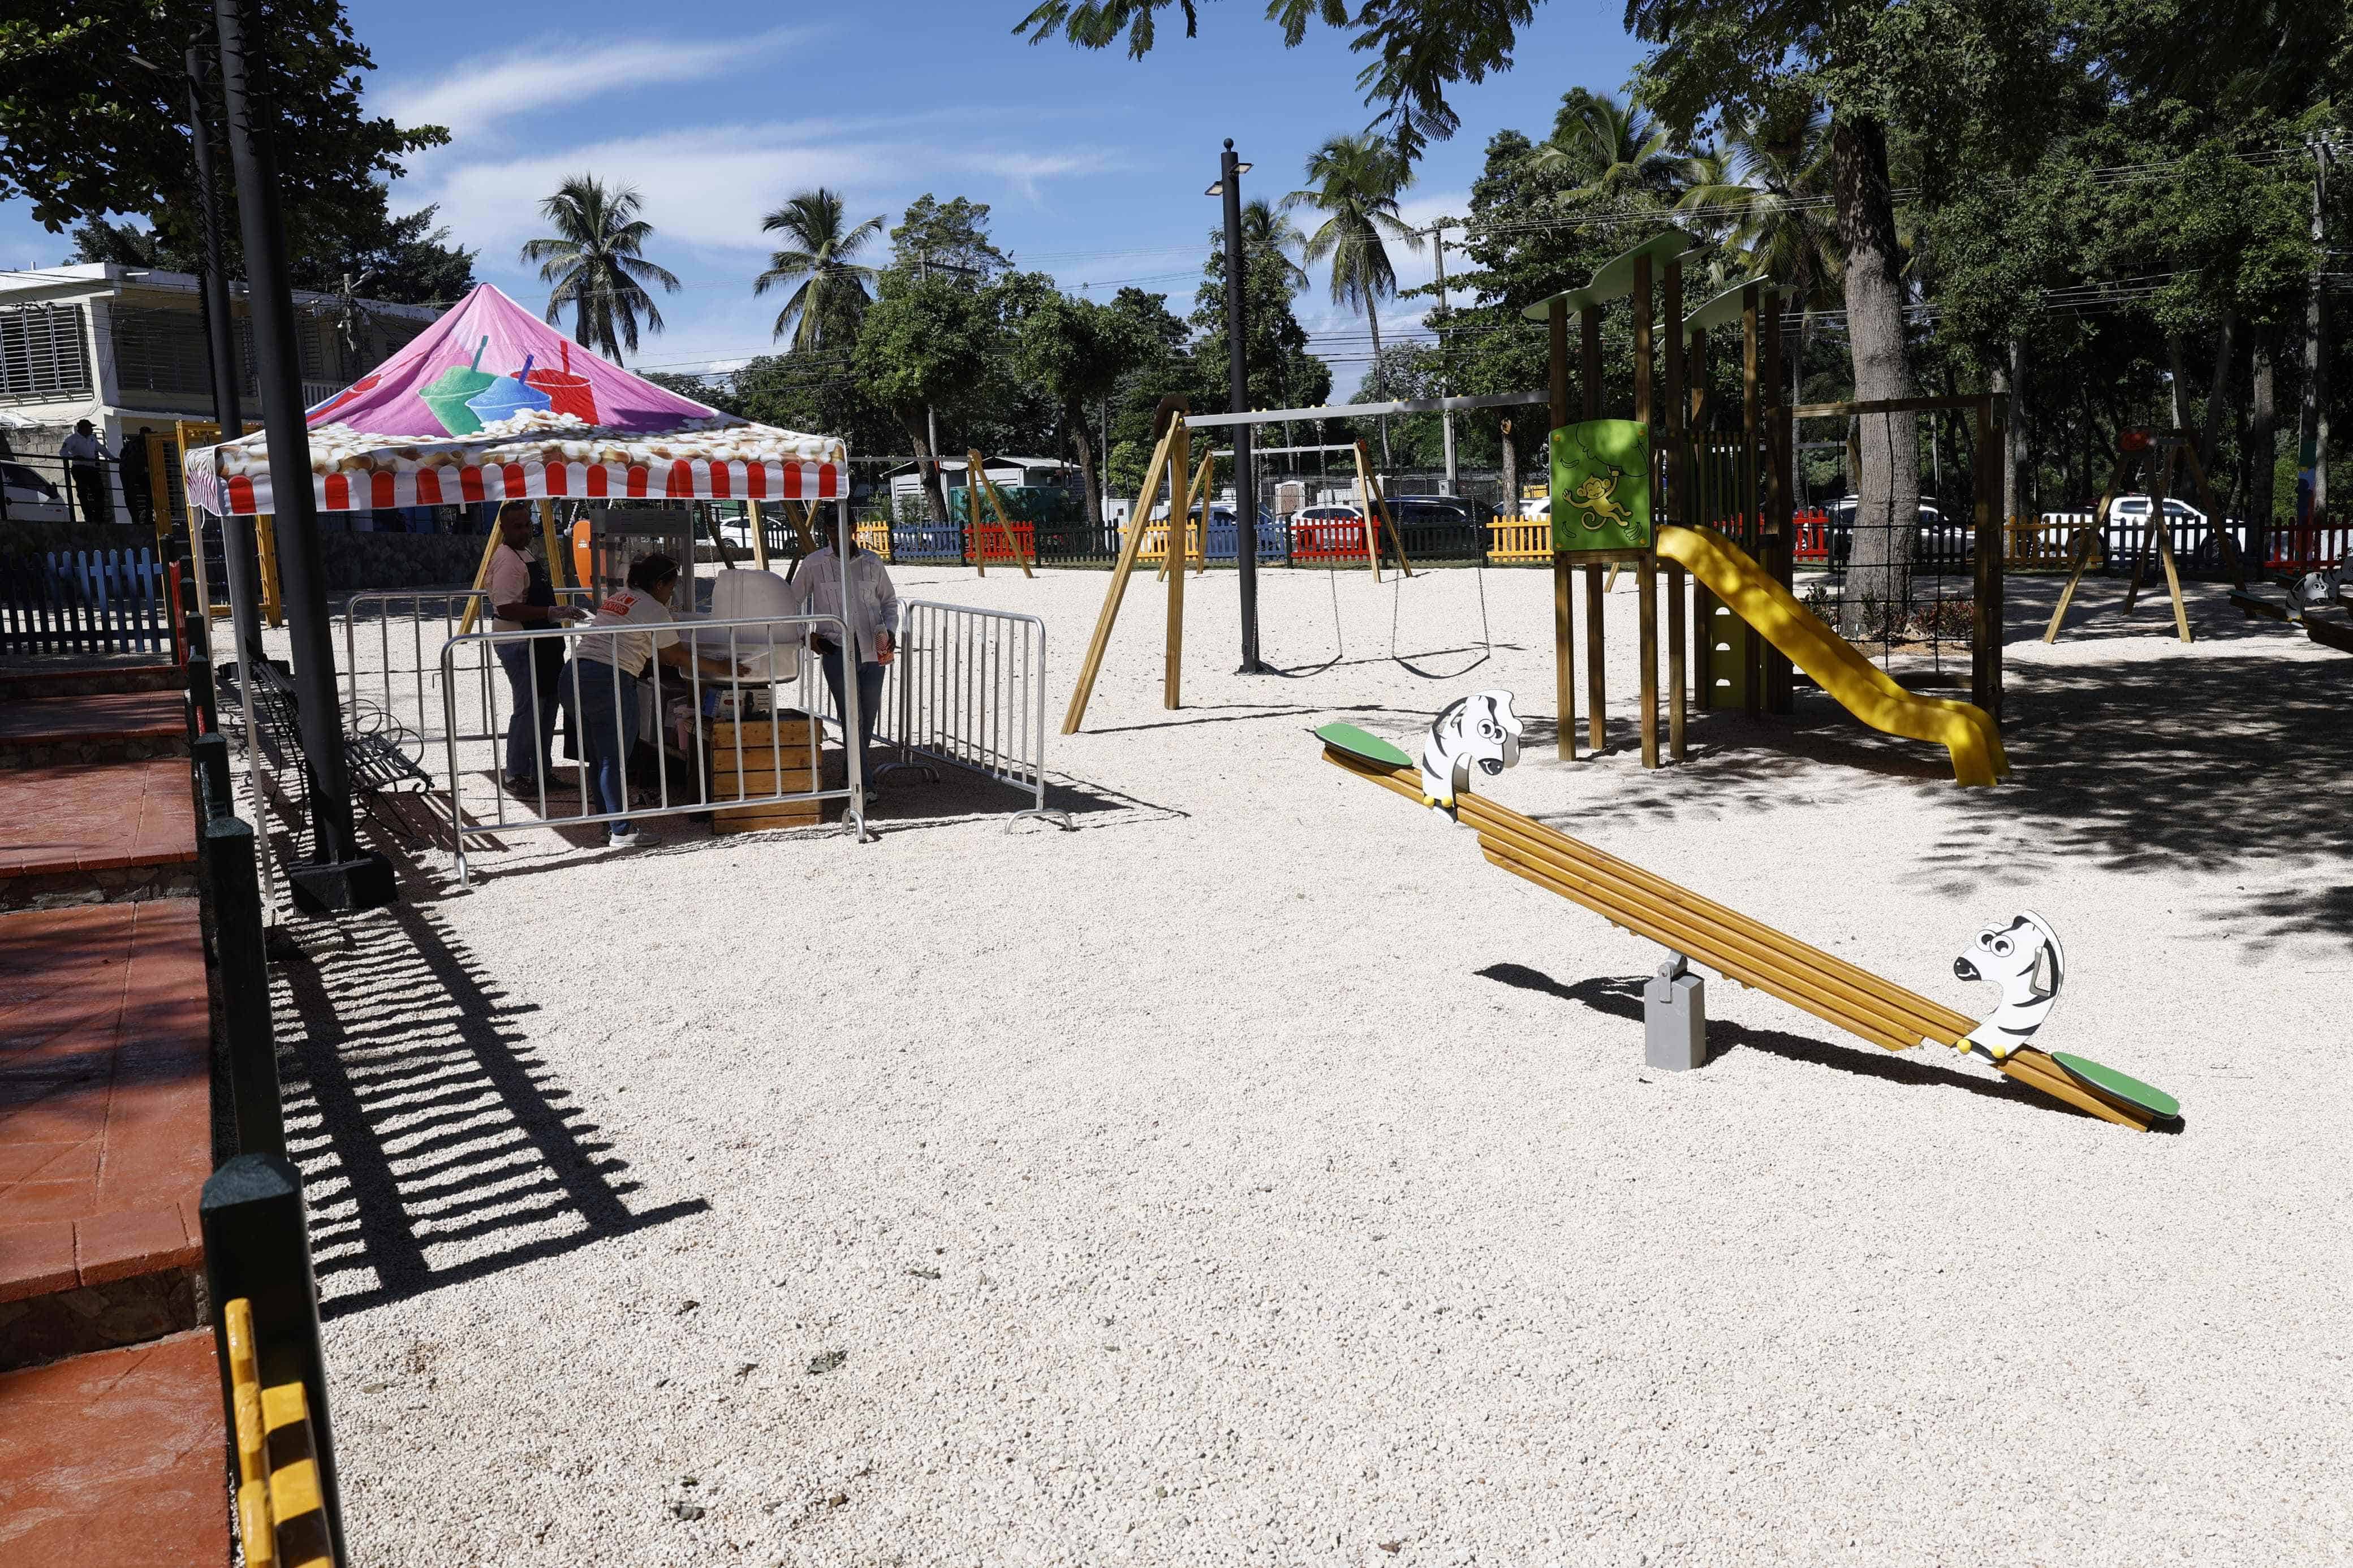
[2300,142,2332,521]
[2198,313,2238,473]
[2006,336,2029,525]
[1500,421,1518,520]
[903,409,948,522]
[1829,114,1917,636]
[2166,336,2191,431]
[1367,296,1393,468]
[2251,333,2277,565]
[1068,399,1103,533]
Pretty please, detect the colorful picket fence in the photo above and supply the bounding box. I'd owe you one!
[1486,517,1551,563]
[0,547,173,655]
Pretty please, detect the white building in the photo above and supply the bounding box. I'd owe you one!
[0,262,437,528]
[885,455,1076,511]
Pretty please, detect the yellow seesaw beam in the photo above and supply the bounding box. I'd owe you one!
[1321,738,2167,1130]
[1653,524,2009,787]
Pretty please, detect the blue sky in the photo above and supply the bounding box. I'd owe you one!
[4,1,1646,392]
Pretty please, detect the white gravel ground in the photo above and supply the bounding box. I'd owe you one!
[264,561,2352,1567]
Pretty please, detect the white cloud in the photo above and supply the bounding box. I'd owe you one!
[380,28,816,140]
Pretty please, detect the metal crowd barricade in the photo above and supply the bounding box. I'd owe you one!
[339,588,593,747]
[437,612,865,885]
[877,600,1071,832]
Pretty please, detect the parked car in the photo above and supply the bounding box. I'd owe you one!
[1822,495,1971,568]
[2106,494,2207,528]
[1,461,70,524]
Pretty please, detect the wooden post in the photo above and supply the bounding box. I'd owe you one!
[1972,396,2002,717]
[1159,451,1216,583]
[1359,446,1415,577]
[1632,254,1657,768]
[1351,440,1384,582]
[1581,301,1606,752]
[1063,421,1178,733]
[980,468,1037,578]
[254,513,282,629]
[1550,296,1575,759]
[2175,439,2244,589]
[790,500,817,557]
[744,499,771,573]
[1662,257,1687,763]
[1760,295,1794,715]
[2142,442,2193,642]
[2044,445,2134,642]
[537,498,573,588]
[1165,419,1189,709]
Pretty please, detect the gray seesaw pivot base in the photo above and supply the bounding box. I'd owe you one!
[1644,953,1708,1072]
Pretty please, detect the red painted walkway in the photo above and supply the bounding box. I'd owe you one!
[0,900,210,1340]
[0,1329,231,1565]
[0,758,196,882]
[0,689,183,747]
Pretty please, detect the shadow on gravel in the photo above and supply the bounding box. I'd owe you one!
[1476,964,2079,1117]
[271,892,706,1323]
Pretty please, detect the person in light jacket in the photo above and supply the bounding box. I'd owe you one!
[787,529,898,794]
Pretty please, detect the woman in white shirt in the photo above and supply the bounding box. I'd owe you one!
[562,553,737,848]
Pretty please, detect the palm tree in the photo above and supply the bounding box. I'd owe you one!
[1531,92,1675,199]
[1284,133,1423,463]
[1675,106,1841,416]
[753,188,887,352]
[1240,197,1308,293]
[519,175,681,359]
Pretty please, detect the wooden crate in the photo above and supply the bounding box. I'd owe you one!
[710,713,815,748]
[712,800,828,832]
[707,707,825,832]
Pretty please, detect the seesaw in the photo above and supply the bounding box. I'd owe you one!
[1316,696,2179,1131]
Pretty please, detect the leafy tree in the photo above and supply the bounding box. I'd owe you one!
[1099,285,1195,495]
[1187,217,1333,456]
[73,202,475,305]
[1285,132,1423,462]
[853,270,998,520]
[754,188,886,351]
[998,274,1130,529]
[1534,90,1675,197]
[890,193,1013,280]
[520,176,682,358]
[0,0,447,264]
[1240,197,1309,292]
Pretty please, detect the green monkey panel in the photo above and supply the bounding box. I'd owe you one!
[1550,420,1652,554]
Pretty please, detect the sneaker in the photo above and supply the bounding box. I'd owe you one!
[607,826,647,849]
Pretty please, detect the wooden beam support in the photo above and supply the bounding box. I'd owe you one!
[1165,418,1189,709]
[1552,297,1575,759]
[1063,421,1178,733]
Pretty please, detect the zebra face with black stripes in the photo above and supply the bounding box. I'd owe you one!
[1420,690,1524,815]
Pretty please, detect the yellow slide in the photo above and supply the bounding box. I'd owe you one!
[1653,524,2010,787]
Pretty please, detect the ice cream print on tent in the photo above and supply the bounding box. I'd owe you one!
[182,283,842,516]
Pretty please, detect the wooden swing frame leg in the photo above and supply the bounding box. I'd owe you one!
[1063,423,1178,735]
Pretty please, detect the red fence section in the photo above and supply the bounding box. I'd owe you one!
[971,521,1037,564]
[1291,517,1371,564]
[2271,524,2353,569]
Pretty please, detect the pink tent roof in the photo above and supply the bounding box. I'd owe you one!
[183,284,842,515]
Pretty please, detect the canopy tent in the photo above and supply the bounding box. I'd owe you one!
[182,283,843,516]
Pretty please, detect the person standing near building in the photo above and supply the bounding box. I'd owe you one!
[787,528,898,796]
[486,500,583,790]
[59,420,113,526]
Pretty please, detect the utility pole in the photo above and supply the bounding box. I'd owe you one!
[179,40,265,675]
[2299,132,2335,525]
[215,0,395,915]
[1431,219,1457,497]
[1213,140,1261,671]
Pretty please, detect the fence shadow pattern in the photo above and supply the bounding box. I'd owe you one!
[269,891,705,1321]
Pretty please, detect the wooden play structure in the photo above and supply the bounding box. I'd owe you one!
[170,420,282,627]
[1066,397,1196,733]
[964,452,1038,578]
[1522,236,2009,785]
[2044,427,2244,644]
[1315,722,2177,1131]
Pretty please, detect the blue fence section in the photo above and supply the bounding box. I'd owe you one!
[0,547,173,655]
[1203,519,1288,563]
[887,522,969,561]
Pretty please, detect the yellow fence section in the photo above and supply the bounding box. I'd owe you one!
[855,521,893,559]
[1487,517,1551,563]
[2005,516,2100,569]
[1133,520,1203,563]
[225,1298,335,1568]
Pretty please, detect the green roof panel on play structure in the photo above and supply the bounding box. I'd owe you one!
[1552,420,1652,554]
[1679,278,1777,340]
[1584,232,1694,301]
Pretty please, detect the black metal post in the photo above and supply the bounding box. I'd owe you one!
[213,0,394,913]
[201,812,285,1158]
[184,40,266,679]
[1220,140,1260,672]
[201,1155,343,1565]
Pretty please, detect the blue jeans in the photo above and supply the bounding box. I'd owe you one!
[496,641,557,782]
[818,644,885,787]
[563,657,640,833]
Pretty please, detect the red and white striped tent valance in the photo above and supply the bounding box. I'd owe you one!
[179,282,843,516]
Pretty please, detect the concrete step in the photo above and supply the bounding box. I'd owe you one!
[0,900,212,1371]
[0,690,187,769]
[0,659,182,701]
[0,1329,230,1565]
[0,758,198,912]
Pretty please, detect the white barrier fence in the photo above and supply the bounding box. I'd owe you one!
[438,612,861,884]
[878,600,1071,832]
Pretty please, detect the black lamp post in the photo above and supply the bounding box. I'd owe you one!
[213,0,395,914]
[1209,140,1260,672]
[180,40,267,677]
